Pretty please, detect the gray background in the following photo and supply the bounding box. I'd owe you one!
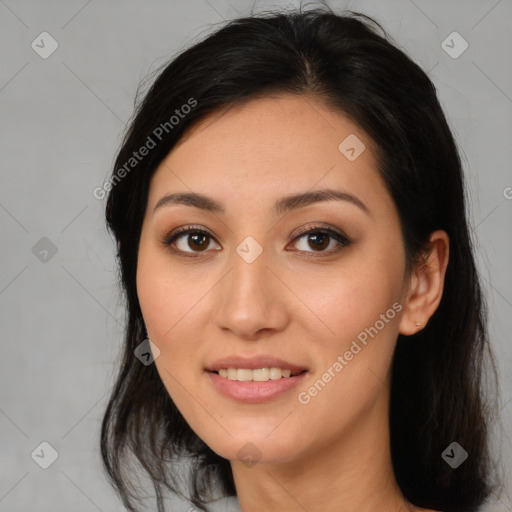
[1,0,511,511]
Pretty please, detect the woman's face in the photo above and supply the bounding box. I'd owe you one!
[137,94,410,465]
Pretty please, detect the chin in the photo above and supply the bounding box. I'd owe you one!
[202,430,305,466]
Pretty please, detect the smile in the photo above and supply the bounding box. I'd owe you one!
[206,369,308,403]
[215,367,306,381]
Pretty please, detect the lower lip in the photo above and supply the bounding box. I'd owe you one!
[206,370,308,403]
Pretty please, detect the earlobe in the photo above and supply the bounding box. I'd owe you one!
[398,230,450,336]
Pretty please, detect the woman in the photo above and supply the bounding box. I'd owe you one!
[100,6,498,512]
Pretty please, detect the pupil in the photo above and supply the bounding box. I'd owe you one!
[190,233,208,251]
[309,233,328,251]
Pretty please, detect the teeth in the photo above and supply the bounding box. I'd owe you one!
[216,367,301,381]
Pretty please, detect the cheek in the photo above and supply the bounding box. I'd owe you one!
[136,256,170,339]
[290,257,404,442]
[291,249,404,351]
[136,242,203,343]
[136,249,206,417]
[136,245,219,415]
[290,234,406,414]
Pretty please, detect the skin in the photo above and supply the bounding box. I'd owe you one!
[136,93,449,512]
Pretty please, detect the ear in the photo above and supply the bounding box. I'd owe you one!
[398,230,450,336]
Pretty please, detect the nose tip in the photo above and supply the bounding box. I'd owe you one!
[214,255,289,340]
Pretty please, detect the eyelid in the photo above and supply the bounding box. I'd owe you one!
[290,222,348,240]
[160,224,218,252]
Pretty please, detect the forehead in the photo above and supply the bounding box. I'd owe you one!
[147,94,388,216]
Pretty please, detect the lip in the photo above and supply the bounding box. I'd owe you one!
[206,355,308,373]
[206,369,308,403]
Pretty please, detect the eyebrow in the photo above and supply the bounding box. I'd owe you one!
[153,188,370,216]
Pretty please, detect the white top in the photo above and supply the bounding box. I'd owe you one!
[205,495,241,512]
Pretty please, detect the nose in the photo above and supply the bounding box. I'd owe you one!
[214,248,290,341]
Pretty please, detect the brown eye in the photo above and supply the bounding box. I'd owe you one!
[290,226,351,255]
[302,232,330,251]
[182,232,210,252]
[163,226,220,256]
[162,224,351,258]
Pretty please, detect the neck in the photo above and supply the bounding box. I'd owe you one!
[229,385,414,512]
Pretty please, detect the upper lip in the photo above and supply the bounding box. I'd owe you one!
[206,355,308,373]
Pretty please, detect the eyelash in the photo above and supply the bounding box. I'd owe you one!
[161,223,352,258]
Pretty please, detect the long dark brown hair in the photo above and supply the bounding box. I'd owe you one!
[100,5,499,512]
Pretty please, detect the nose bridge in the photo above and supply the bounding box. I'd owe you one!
[214,235,288,337]
[227,237,271,310]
